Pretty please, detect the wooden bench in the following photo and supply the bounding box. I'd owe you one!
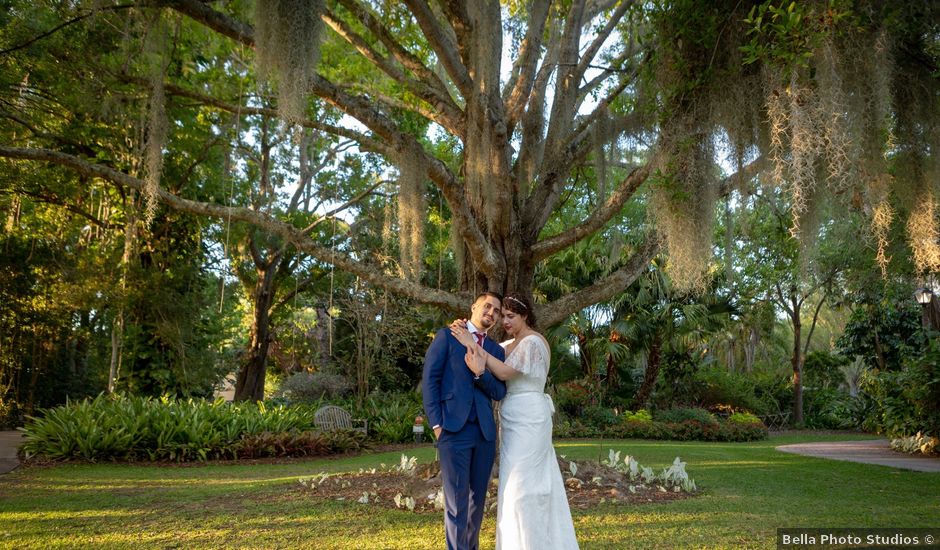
[759,412,791,430]
[314,405,368,435]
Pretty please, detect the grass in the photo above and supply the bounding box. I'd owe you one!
[0,433,937,549]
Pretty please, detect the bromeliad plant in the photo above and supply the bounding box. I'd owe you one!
[19,393,363,461]
[601,449,698,493]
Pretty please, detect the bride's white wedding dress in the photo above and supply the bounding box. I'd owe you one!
[497,335,579,550]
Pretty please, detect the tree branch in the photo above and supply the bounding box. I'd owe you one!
[323,5,463,133]
[532,159,653,261]
[0,146,468,312]
[400,0,472,96]
[773,281,793,316]
[542,0,587,156]
[0,3,146,55]
[437,1,474,72]
[155,78,390,155]
[539,233,660,328]
[502,0,551,129]
[0,110,97,157]
[338,0,465,101]
[163,0,254,45]
[299,178,387,235]
[802,291,827,358]
[576,50,632,104]
[163,0,500,276]
[0,186,120,230]
[571,0,632,83]
[526,34,650,235]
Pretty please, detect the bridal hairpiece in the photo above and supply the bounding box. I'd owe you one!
[505,296,527,310]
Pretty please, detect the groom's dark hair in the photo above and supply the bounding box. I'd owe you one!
[474,291,503,304]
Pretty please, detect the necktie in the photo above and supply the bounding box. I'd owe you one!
[474,332,485,347]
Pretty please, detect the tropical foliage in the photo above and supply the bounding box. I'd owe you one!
[19,394,366,461]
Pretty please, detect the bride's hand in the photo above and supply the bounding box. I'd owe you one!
[464,346,486,377]
[449,319,474,348]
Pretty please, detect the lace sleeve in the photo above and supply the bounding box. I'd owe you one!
[505,336,549,377]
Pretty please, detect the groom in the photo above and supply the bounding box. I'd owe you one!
[422,291,507,550]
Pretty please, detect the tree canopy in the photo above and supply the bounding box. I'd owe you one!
[1,0,938,400]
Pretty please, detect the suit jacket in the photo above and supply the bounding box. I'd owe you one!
[422,328,507,441]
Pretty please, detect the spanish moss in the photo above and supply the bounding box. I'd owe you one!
[255,0,324,124]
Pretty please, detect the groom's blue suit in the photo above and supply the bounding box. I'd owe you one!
[423,328,506,550]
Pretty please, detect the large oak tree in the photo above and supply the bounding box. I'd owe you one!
[2,0,937,400]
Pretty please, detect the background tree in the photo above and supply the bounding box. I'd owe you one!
[729,188,853,423]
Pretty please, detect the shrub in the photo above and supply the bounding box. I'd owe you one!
[665,420,723,441]
[860,340,940,439]
[716,420,769,441]
[654,407,718,426]
[803,351,850,390]
[581,404,620,427]
[234,429,366,458]
[605,419,668,440]
[749,363,793,415]
[553,417,603,438]
[890,432,938,456]
[18,393,348,462]
[0,397,21,430]
[727,411,762,425]
[802,387,860,430]
[277,371,352,403]
[556,414,767,442]
[622,409,653,423]
[359,392,423,444]
[553,378,595,416]
[690,365,765,413]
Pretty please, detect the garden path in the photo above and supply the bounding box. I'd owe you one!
[0,431,23,474]
[777,439,940,473]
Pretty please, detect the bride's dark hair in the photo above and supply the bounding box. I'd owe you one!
[503,293,536,328]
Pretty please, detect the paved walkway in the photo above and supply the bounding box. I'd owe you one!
[777,439,940,472]
[0,431,25,474]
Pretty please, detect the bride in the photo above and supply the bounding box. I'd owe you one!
[451,293,579,550]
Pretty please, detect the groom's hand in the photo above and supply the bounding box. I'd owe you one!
[434,426,442,438]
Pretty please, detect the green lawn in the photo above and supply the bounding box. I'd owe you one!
[0,433,937,549]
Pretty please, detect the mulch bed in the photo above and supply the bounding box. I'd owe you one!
[296,456,697,514]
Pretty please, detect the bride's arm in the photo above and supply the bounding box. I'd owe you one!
[477,348,522,381]
[464,345,521,381]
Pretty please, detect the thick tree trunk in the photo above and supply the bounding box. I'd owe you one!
[634,331,661,408]
[234,265,277,401]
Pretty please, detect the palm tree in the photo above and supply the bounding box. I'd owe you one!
[611,261,736,408]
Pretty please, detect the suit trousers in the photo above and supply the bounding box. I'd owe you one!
[437,417,496,550]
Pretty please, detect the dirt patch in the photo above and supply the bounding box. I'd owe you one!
[15,443,427,470]
[296,457,697,514]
